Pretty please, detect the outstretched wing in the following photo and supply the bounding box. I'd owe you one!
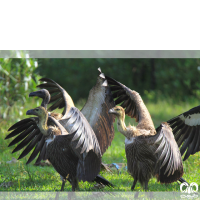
[161,105,200,161]
[81,68,116,154]
[39,68,116,155]
[37,77,75,116]
[57,107,102,182]
[106,75,155,130]
[149,122,183,183]
[6,117,46,164]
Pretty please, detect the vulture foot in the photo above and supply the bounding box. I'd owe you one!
[131,178,137,191]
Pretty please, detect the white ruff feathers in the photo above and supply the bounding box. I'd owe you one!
[125,137,135,146]
[45,135,55,146]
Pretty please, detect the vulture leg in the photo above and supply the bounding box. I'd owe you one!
[60,175,66,191]
[144,181,148,191]
[71,177,79,191]
[60,180,65,191]
[131,178,138,191]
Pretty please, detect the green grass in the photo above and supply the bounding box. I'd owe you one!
[0,98,200,192]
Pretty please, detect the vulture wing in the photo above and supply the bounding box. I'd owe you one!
[37,77,75,116]
[81,68,116,154]
[6,106,102,182]
[38,68,116,155]
[6,117,47,164]
[50,107,102,182]
[106,75,155,130]
[158,105,200,161]
[148,122,183,183]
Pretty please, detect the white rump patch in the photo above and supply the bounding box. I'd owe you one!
[125,137,135,146]
[45,135,55,146]
[179,113,200,126]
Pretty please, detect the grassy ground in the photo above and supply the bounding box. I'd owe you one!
[0,98,199,192]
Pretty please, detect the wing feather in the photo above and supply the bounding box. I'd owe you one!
[106,75,154,128]
[151,123,183,183]
[37,78,75,116]
[164,105,200,160]
[81,69,115,154]
[52,107,102,182]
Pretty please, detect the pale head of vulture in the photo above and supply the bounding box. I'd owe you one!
[26,106,49,136]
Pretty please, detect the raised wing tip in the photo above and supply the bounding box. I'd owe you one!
[98,67,101,73]
[39,77,58,85]
[7,124,16,132]
[102,80,108,87]
[39,78,47,82]
[99,73,105,79]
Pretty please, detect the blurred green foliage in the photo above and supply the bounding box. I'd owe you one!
[37,58,200,102]
[0,51,41,119]
[1,57,200,119]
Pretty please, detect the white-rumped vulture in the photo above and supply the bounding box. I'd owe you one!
[6,68,115,190]
[106,76,184,191]
[25,105,112,191]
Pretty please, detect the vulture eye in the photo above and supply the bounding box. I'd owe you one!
[35,108,39,111]
[116,108,120,111]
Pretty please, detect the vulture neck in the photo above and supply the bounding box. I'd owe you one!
[38,113,49,136]
[41,96,50,110]
[117,113,136,139]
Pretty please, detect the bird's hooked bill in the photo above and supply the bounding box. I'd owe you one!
[26,109,36,115]
[29,90,45,98]
[108,108,115,114]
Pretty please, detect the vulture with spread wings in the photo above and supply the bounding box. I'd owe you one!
[6,68,115,190]
[24,105,112,191]
[106,75,184,190]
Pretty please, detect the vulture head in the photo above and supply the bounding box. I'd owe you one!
[109,106,125,119]
[29,89,50,109]
[26,106,51,136]
[26,106,47,118]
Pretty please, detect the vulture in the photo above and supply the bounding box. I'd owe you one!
[5,68,115,190]
[25,105,112,191]
[106,76,184,191]
[6,68,115,163]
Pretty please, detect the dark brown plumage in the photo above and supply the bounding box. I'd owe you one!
[107,74,200,162]
[6,68,115,190]
[25,106,106,191]
[107,76,184,190]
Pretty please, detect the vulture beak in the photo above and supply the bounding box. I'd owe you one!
[26,109,37,116]
[108,108,115,114]
[29,89,46,98]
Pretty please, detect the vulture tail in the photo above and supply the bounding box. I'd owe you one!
[178,177,189,185]
[93,174,114,188]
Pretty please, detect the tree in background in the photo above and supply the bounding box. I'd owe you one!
[0,51,41,120]
[1,57,200,120]
[37,58,200,102]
